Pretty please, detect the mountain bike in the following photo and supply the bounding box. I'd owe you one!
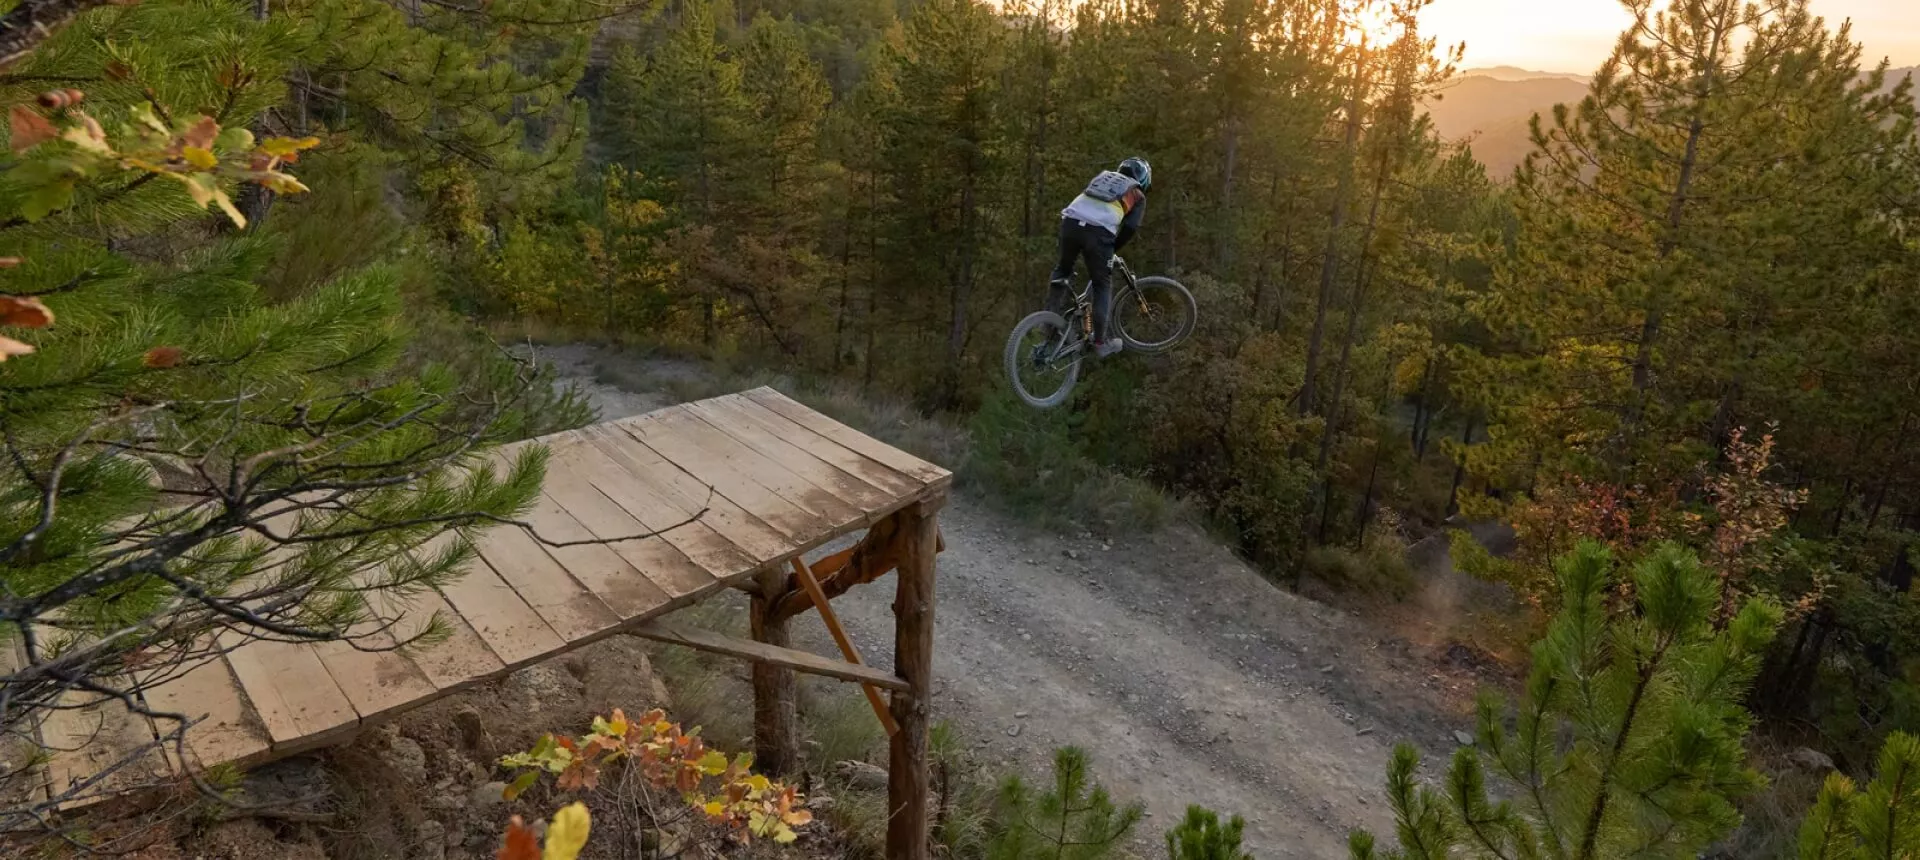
[1003,256,1196,409]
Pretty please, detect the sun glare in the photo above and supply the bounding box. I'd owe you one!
[1341,0,1401,49]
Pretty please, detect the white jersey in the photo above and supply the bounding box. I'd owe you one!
[1060,170,1143,235]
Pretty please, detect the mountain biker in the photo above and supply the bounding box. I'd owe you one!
[1051,156,1150,358]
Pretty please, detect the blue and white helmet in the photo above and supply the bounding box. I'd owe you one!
[1118,156,1152,191]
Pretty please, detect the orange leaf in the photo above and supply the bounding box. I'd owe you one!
[143,346,183,368]
[496,816,540,860]
[182,116,219,151]
[10,106,56,153]
[0,335,32,360]
[0,295,53,328]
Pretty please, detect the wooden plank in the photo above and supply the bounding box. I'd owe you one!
[308,534,446,722]
[483,446,700,614]
[311,627,440,724]
[617,409,841,542]
[221,634,359,749]
[630,621,909,692]
[888,503,941,860]
[389,585,507,692]
[472,516,623,642]
[710,393,921,498]
[432,546,566,669]
[542,434,756,579]
[503,493,684,618]
[140,656,271,769]
[39,690,173,804]
[790,557,897,736]
[742,388,950,486]
[572,425,791,566]
[534,444,729,599]
[686,398,899,515]
[660,404,870,524]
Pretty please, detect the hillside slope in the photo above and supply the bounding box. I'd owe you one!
[544,344,1496,856]
[1426,66,1916,178]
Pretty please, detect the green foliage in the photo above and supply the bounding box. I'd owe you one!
[1353,541,1783,859]
[1165,805,1252,860]
[1796,732,1920,859]
[986,747,1143,860]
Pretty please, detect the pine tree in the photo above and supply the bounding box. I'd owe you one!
[603,0,752,345]
[986,746,1144,860]
[878,0,1006,407]
[1797,732,1920,859]
[1350,541,1783,859]
[1166,805,1253,860]
[0,0,590,825]
[1463,0,1914,492]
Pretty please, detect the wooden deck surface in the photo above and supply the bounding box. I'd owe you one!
[34,387,950,803]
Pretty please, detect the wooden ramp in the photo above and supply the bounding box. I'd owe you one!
[34,387,950,810]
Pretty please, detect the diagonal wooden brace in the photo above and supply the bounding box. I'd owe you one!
[790,558,898,736]
[768,517,944,624]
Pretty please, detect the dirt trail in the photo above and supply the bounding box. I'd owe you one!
[540,344,1480,858]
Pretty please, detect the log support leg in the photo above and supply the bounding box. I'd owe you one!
[887,500,940,860]
[750,564,800,778]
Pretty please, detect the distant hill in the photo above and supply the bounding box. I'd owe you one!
[1425,66,1919,180]
[1458,66,1589,84]
[1423,74,1590,177]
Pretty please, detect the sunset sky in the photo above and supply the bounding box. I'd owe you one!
[1419,0,1920,73]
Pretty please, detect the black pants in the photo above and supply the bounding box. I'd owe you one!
[1050,218,1116,340]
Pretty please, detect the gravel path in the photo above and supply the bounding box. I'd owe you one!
[541,343,1476,858]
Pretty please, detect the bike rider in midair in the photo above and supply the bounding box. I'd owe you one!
[1050,156,1151,358]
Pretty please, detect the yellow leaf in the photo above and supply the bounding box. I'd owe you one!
[744,774,771,792]
[542,802,590,860]
[701,800,724,818]
[773,826,799,844]
[61,127,106,154]
[181,146,217,169]
[259,172,310,195]
[212,187,246,229]
[129,102,167,133]
[180,173,216,207]
[259,135,321,157]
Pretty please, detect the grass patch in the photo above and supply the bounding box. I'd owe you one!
[640,601,756,752]
[1302,541,1416,602]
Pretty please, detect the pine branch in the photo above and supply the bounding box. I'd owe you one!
[0,0,129,70]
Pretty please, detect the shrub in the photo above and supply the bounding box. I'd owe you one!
[986,747,1142,860]
[1166,805,1252,860]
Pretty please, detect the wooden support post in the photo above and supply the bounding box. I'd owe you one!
[750,565,800,778]
[887,500,940,860]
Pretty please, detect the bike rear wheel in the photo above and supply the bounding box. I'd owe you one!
[1114,275,1196,355]
[1005,310,1082,409]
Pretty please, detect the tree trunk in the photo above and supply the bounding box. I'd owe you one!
[1301,47,1366,417]
[887,503,940,860]
[1446,415,1478,518]
[750,566,799,778]
[1623,25,1722,449]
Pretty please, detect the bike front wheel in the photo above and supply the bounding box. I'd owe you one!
[1114,276,1197,355]
[1005,310,1083,409]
